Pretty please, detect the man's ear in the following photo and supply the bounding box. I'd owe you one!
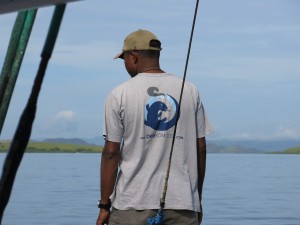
[131,51,138,64]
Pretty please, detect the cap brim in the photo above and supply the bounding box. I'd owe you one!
[113,51,124,60]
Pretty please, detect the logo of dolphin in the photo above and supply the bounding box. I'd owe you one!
[144,87,180,131]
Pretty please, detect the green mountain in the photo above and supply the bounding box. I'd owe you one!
[272,146,300,154]
[207,143,261,154]
[0,140,102,153]
[42,138,94,146]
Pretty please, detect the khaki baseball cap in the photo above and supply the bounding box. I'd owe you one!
[114,29,162,59]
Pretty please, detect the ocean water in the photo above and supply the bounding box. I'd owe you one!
[0,153,299,225]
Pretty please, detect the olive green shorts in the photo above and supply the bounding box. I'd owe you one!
[108,207,199,225]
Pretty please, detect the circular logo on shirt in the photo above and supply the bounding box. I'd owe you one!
[144,87,180,131]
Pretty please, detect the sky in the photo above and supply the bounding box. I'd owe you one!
[0,0,299,142]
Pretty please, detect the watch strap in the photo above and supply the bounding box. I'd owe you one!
[98,199,111,210]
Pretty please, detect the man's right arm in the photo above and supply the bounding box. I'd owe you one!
[97,140,120,225]
[100,140,120,202]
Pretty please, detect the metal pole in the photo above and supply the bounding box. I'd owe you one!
[0,10,37,136]
[0,11,27,117]
[0,5,66,224]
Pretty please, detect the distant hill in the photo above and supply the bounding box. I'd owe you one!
[37,138,299,153]
[210,139,300,152]
[84,136,105,146]
[0,140,102,153]
[207,143,261,154]
[42,137,105,146]
[272,146,300,154]
[2,137,299,154]
[71,138,262,154]
[81,138,261,153]
[42,138,94,146]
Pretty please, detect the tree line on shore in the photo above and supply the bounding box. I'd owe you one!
[0,140,299,154]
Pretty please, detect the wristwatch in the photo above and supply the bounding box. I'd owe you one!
[97,199,111,211]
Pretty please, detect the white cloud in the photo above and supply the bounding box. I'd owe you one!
[274,126,300,140]
[228,126,300,141]
[37,110,79,137]
[54,110,76,122]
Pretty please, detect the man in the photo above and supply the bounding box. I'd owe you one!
[96,29,213,225]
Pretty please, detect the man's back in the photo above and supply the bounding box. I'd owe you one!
[104,72,211,211]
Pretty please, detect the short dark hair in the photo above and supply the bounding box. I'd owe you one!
[137,50,160,59]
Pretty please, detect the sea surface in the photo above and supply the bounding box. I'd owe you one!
[0,153,299,225]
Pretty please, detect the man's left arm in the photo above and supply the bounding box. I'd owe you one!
[197,137,207,224]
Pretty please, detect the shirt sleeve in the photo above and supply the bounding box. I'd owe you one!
[103,93,124,143]
[196,91,213,138]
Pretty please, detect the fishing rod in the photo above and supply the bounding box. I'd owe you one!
[148,0,200,224]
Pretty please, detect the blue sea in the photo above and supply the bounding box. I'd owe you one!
[0,153,299,225]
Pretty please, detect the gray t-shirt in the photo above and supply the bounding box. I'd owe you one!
[103,73,213,212]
